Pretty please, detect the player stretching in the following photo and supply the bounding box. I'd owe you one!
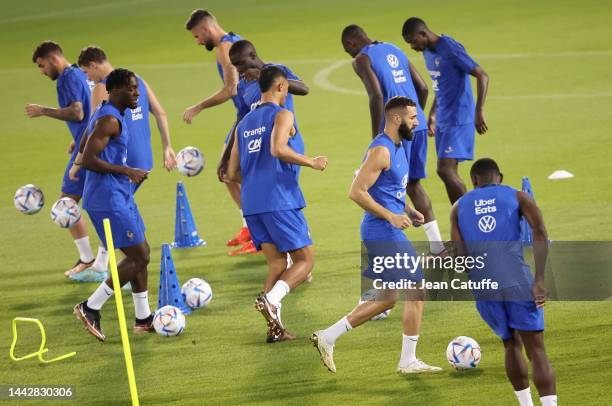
[73,69,153,341]
[26,41,97,276]
[183,9,253,253]
[70,45,176,274]
[450,158,556,406]
[312,96,441,374]
[402,17,490,204]
[341,25,445,256]
[227,66,327,343]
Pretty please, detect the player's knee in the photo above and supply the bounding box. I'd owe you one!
[380,300,396,311]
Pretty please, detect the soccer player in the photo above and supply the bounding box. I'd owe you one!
[311,96,441,374]
[341,24,446,256]
[183,9,251,251]
[73,69,153,341]
[402,17,490,204]
[226,66,327,343]
[26,41,97,276]
[450,158,556,406]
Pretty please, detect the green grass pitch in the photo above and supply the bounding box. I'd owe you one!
[1,0,611,404]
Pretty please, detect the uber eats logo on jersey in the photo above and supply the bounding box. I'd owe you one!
[130,106,143,121]
[475,198,497,233]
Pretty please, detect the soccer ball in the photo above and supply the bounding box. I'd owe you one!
[359,289,391,320]
[14,184,44,214]
[177,146,205,177]
[181,278,213,309]
[446,336,482,369]
[50,197,81,228]
[153,305,186,337]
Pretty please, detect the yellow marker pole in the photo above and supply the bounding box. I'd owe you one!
[103,218,140,406]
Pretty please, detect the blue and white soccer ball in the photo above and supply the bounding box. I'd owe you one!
[359,290,392,321]
[153,305,186,337]
[50,197,81,228]
[446,336,482,369]
[177,146,205,177]
[181,278,213,309]
[14,184,44,215]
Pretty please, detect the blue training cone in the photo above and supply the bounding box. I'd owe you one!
[157,244,191,315]
[520,176,535,246]
[171,181,206,248]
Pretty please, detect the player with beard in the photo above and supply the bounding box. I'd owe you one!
[311,96,441,374]
[182,9,253,252]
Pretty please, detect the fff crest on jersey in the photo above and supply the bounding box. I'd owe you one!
[435,57,440,66]
[478,215,496,233]
[386,54,400,69]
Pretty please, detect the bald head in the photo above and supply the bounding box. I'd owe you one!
[341,24,372,57]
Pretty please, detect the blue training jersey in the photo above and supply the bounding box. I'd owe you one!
[358,42,427,133]
[361,134,409,228]
[57,64,91,143]
[82,101,133,212]
[457,184,533,289]
[236,102,306,216]
[217,32,242,110]
[424,35,478,129]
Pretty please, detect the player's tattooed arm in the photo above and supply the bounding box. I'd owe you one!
[288,79,309,96]
[82,116,147,184]
[25,101,84,122]
[144,80,176,170]
[408,63,429,109]
[182,43,238,124]
[226,130,241,183]
[470,66,489,135]
[271,109,328,170]
[352,54,384,139]
[517,191,549,307]
[350,147,410,229]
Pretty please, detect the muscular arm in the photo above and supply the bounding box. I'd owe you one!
[25,101,84,122]
[427,96,437,136]
[470,65,489,134]
[226,129,241,183]
[91,83,108,111]
[270,109,323,168]
[449,202,467,256]
[353,54,384,138]
[517,191,548,284]
[288,79,309,96]
[82,116,128,175]
[408,63,428,109]
[144,80,176,169]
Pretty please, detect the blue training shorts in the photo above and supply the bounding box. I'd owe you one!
[87,204,146,249]
[245,209,312,253]
[407,129,428,180]
[476,295,544,341]
[61,150,86,197]
[435,123,475,162]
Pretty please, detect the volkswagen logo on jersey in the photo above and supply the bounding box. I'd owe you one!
[386,54,399,69]
[248,138,262,154]
[478,215,497,233]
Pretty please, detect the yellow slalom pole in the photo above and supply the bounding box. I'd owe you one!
[103,218,140,406]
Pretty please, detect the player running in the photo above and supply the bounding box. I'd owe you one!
[68,45,176,275]
[183,9,252,251]
[226,66,328,343]
[311,96,441,374]
[73,69,153,341]
[402,17,490,204]
[26,41,98,277]
[341,24,446,257]
[450,158,556,406]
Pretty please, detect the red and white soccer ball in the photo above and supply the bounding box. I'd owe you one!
[446,336,482,369]
[177,146,205,177]
[50,197,81,228]
[181,278,213,309]
[153,305,186,337]
[14,184,44,215]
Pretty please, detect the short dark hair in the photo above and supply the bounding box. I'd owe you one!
[259,66,287,93]
[341,24,365,42]
[402,17,427,37]
[229,40,255,58]
[470,158,501,177]
[78,46,107,67]
[185,9,214,30]
[32,41,62,63]
[384,96,416,113]
[106,68,136,92]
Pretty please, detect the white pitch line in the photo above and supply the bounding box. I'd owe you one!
[312,60,362,96]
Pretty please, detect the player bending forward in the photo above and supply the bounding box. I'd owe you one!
[73,69,153,341]
[312,96,441,374]
[451,158,556,406]
[227,66,328,343]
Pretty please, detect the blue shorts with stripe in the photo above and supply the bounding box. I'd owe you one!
[87,204,146,249]
[435,123,475,162]
[245,209,312,253]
